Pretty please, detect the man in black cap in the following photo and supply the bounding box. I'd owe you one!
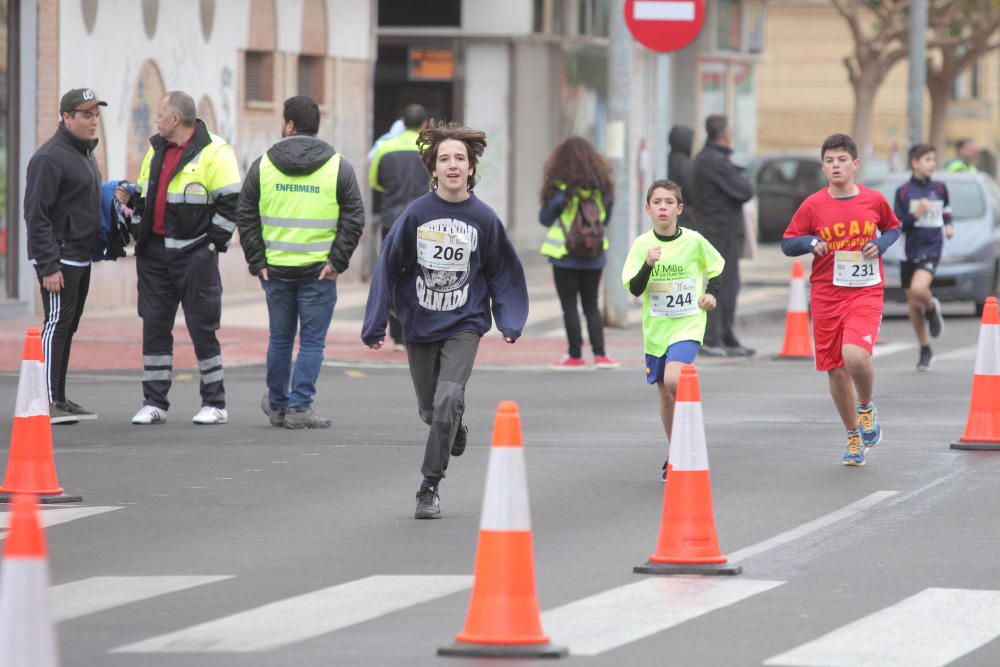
[25,87,107,424]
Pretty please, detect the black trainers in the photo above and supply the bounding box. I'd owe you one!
[415,486,441,519]
[260,393,285,427]
[917,345,935,372]
[926,297,944,338]
[284,407,332,430]
[63,399,98,421]
[451,423,468,457]
[50,402,80,425]
[699,345,728,357]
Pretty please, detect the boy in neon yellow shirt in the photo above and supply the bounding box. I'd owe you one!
[622,180,725,480]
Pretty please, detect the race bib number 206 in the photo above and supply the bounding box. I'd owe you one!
[417,228,472,272]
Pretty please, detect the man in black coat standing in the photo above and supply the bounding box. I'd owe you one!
[25,88,107,424]
[692,115,754,357]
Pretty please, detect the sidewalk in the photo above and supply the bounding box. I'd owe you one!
[0,243,797,372]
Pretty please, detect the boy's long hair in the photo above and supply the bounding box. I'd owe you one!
[417,120,487,191]
[539,136,614,205]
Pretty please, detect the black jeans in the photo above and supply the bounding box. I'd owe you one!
[552,265,605,358]
[703,232,742,348]
[39,264,91,403]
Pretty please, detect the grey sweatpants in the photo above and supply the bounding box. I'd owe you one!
[406,330,481,484]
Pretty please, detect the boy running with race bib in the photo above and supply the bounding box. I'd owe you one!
[893,143,953,371]
[623,180,724,481]
[782,134,900,466]
[362,121,528,519]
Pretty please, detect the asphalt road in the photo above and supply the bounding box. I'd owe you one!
[1,305,998,666]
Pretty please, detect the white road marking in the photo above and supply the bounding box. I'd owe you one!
[112,575,473,653]
[52,576,233,622]
[0,506,122,540]
[727,491,898,564]
[872,342,915,358]
[936,344,978,362]
[543,577,783,656]
[765,588,1000,667]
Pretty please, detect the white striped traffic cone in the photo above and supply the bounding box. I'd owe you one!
[0,493,60,667]
[951,297,1000,450]
[439,401,567,658]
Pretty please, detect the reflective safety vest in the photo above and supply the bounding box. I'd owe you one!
[945,158,978,174]
[539,182,609,259]
[258,153,341,267]
[136,128,242,251]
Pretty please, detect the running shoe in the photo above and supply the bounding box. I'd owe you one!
[842,429,866,466]
[917,346,935,372]
[131,405,167,425]
[594,355,620,369]
[857,401,882,447]
[926,297,944,338]
[661,459,669,482]
[261,393,286,427]
[63,399,98,421]
[192,406,228,425]
[415,486,441,519]
[550,356,586,370]
[451,423,468,457]
[50,403,80,425]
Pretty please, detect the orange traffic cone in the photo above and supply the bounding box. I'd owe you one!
[634,365,741,575]
[438,401,567,659]
[779,260,812,359]
[0,494,60,667]
[951,297,1000,450]
[0,328,81,503]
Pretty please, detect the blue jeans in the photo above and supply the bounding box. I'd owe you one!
[261,277,337,411]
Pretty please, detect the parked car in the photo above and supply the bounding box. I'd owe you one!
[867,172,1000,315]
[751,153,891,242]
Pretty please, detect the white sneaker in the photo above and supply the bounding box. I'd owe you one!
[132,405,167,425]
[192,406,228,425]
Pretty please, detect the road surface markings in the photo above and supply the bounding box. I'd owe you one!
[52,576,233,622]
[0,505,122,540]
[542,577,783,656]
[112,574,473,653]
[764,588,1000,667]
[936,344,978,362]
[727,490,898,564]
[872,342,915,358]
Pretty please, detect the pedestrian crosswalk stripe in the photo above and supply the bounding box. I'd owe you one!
[0,506,122,540]
[764,588,1000,667]
[727,491,898,564]
[542,577,784,656]
[111,574,473,653]
[51,576,233,623]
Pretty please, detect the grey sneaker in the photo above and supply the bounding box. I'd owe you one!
[260,393,285,427]
[63,399,98,421]
[917,345,935,372]
[415,486,441,519]
[50,402,80,425]
[926,297,944,338]
[284,407,332,430]
[451,423,468,457]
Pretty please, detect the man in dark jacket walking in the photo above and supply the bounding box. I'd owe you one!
[237,96,365,429]
[692,115,754,357]
[25,88,107,424]
[668,124,697,229]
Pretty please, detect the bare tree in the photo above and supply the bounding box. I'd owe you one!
[925,0,1000,150]
[831,0,911,156]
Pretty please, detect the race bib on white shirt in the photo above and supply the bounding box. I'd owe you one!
[417,227,472,271]
[833,250,881,287]
[911,199,944,228]
[649,278,699,318]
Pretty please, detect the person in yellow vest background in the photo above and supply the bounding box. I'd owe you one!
[368,104,431,351]
[945,138,980,174]
[117,91,242,426]
[236,96,365,430]
[538,136,619,370]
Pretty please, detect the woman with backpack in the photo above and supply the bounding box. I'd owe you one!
[539,136,619,370]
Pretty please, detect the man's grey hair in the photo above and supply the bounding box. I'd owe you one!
[163,91,197,127]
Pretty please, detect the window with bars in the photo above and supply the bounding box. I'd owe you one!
[298,56,325,102]
[245,50,274,103]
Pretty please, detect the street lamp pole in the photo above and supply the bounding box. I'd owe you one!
[605,0,631,327]
[907,0,928,148]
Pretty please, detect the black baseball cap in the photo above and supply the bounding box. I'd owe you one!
[60,88,108,114]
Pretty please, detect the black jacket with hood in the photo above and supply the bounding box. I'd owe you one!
[25,123,102,277]
[236,134,365,281]
[667,125,697,227]
[691,140,753,241]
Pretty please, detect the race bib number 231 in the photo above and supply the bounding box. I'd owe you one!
[833,250,880,287]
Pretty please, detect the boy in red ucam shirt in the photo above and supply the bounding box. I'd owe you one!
[782,134,901,466]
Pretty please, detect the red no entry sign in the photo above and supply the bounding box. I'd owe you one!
[624,0,706,53]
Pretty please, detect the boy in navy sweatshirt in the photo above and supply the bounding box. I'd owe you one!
[893,143,953,371]
[362,121,529,519]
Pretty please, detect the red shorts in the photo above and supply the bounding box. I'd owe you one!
[811,306,882,371]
